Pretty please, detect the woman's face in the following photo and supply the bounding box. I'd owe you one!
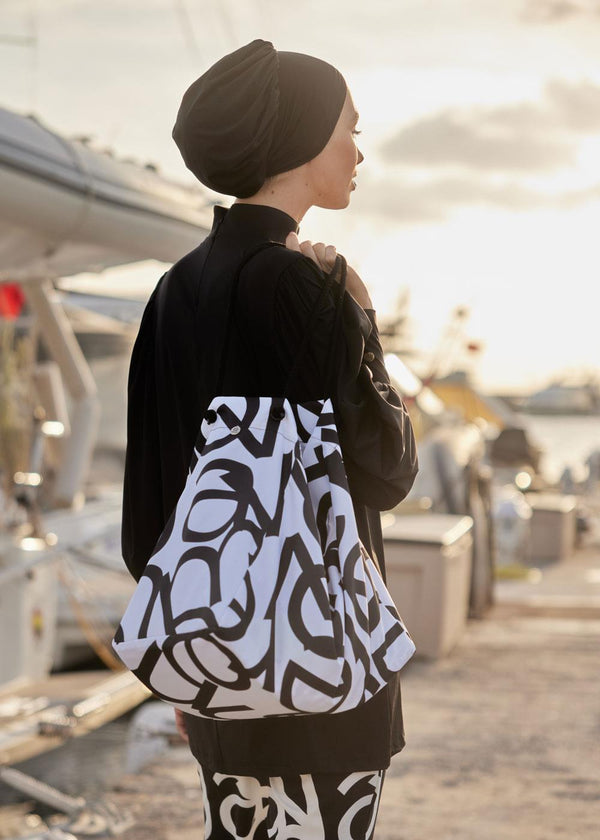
[306,89,364,210]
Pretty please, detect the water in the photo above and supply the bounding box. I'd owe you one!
[0,711,135,808]
[516,413,600,485]
[0,703,181,811]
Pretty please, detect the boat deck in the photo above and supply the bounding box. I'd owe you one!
[0,669,150,766]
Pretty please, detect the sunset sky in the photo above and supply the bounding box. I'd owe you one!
[1,0,599,392]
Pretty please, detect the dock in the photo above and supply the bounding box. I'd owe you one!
[35,535,597,840]
[0,669,150,767]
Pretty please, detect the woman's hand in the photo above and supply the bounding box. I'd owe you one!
[285,232,336,273]
[174,708,189,743]
[285,232,373,310]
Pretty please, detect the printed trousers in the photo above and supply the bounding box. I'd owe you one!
[197,764,385,840]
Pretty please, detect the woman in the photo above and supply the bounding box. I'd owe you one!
[122,39,418,839]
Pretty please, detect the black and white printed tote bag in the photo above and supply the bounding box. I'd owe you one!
[112,244,416,720]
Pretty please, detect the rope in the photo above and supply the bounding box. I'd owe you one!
[56,560,124,672]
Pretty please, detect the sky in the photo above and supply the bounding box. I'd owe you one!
[1,0,599,392]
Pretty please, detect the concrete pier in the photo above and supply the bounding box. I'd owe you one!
[100,534,600,839]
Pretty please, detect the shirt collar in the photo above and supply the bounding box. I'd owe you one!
[210,202,300,245]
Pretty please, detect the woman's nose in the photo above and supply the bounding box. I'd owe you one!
[357,148,364,165]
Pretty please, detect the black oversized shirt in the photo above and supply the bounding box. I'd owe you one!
[121,202,418,775]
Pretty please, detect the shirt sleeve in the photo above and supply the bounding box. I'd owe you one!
[121,289,164,582]
[273,255,419,511]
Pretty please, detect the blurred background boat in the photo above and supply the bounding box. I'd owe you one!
[0,104,212,799]
[376,297,599,628]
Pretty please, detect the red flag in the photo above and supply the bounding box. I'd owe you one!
[0,283,25,319]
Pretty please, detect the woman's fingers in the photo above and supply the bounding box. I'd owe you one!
[285,231,301,252]
[285,232,337,272]
[313,242,337,271]
[286,231,317,264]
[300,239,319,266]
[324,245,337,270]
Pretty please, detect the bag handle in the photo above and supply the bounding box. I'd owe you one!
[282,252,346,399]
[215,241,346,399]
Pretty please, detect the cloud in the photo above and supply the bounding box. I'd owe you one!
[546,79,600,131]
[555,181,600,207]
[380,109,572,172]
[521,1,591,23]
[520,0,600,23]
[380,79,600,173]
[370,77,600,223]
[352,172,600,224]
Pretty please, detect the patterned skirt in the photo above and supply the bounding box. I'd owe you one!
[197,764,385,839]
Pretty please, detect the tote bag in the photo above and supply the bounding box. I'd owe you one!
[112,244,416,720]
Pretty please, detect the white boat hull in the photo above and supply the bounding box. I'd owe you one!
[0,107,212,281]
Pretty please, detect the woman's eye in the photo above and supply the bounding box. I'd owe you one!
[352,129,362,137]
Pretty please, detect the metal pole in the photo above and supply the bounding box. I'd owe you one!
[22,280,100,507]
[0,766,85,814]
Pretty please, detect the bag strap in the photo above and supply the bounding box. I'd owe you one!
[215,241,346,399]
[283,253,346,399]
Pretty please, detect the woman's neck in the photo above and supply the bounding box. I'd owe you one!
[233,169,312,224]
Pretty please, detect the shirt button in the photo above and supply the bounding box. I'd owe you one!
[364,351,375,363]
[231,425,241,435]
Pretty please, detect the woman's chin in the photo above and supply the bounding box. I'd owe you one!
[339,191,353,209]
[317,193,352,211]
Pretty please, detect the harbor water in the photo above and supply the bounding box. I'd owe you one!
[517,413,599,485]
[0,711,136,809]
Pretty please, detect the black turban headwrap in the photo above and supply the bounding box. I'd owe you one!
[172,39,348,198]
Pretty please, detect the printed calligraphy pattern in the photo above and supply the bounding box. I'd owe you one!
[113,396,415,719]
